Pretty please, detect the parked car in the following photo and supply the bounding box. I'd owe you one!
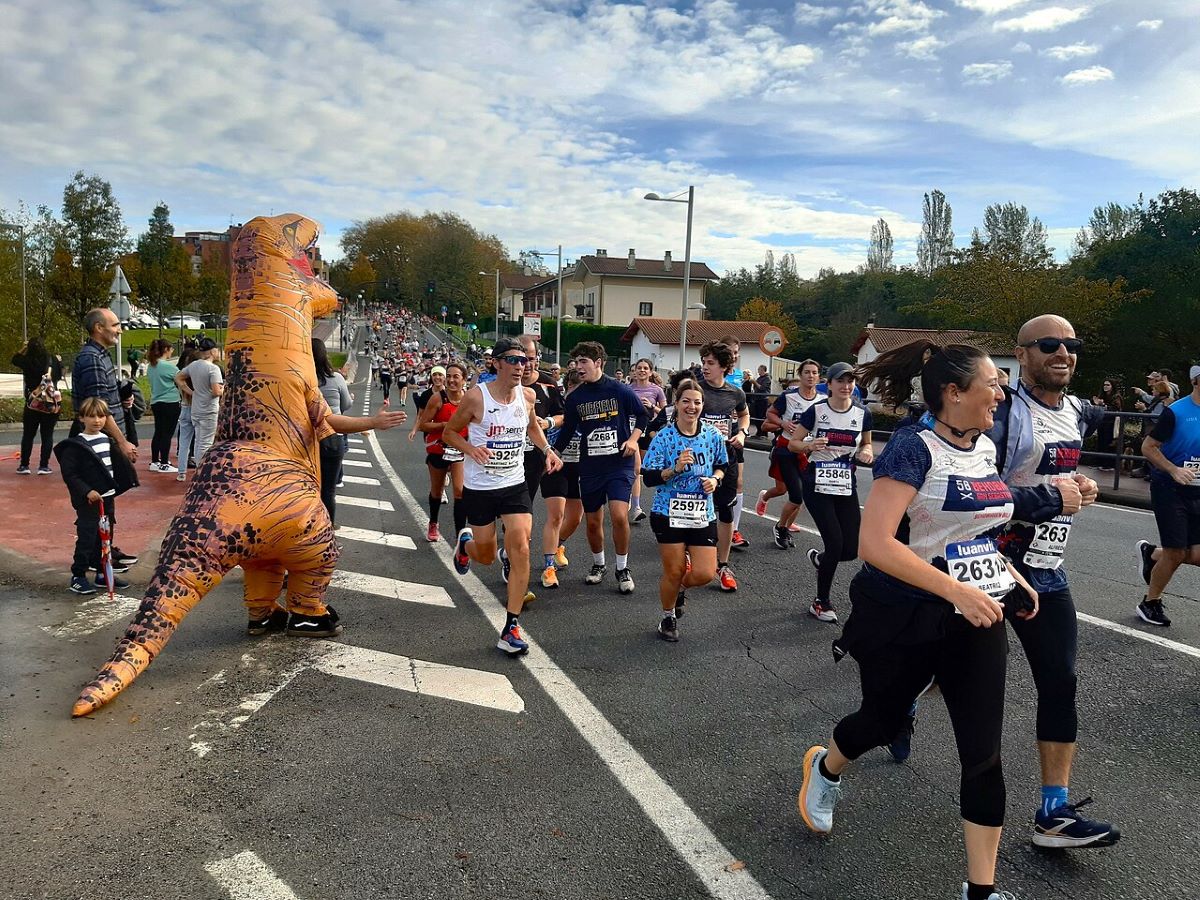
[164,314,204,330]
[200,314,229,329]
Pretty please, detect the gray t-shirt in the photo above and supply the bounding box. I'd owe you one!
[184,358,224,419]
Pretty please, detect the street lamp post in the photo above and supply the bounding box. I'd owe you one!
[525,245,564,364]
[643,186,695,370]
[0,222,26,343]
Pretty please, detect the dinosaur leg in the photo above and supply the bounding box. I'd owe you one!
[71,563,225,717]
[282,528,339,617]
[242,560,288,619]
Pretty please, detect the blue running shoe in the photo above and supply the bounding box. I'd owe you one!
[888,708,916,763]
[1032,797,1121,849]
[453,528,473,575]
[497,621,529,655]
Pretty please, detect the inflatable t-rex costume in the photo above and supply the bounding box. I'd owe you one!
[73,214,341,718]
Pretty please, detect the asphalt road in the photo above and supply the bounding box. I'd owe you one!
[2,340,1197,900]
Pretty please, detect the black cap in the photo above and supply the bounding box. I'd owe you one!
[492,337,524,357]
[198,337,218,351]
[825,361,855,381]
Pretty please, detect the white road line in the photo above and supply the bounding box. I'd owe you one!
[204,850,302,900]
[189,654,311,757]
[335,525,416,550]
[341,459,373,468]
[329,570,454,607]
[336,496,394,511]
[1092,502,1154,517]
[348,437,364,444]
[40,594,142,639]
[741,506,820,537]
[340,474,381,486]
[368,430,773,900]
[311,643,524,713]
[347,447,368,455]
[1077,612,1200,660]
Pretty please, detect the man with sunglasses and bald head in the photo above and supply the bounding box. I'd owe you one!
[990,315,1119,851]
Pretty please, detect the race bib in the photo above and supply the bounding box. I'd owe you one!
[945,538,1015,600]
[704,416,731,438]
[484,440,522,473]
[441,445,464,463]
[1185,457,1200,480]
[588,426,619,456]
[1024,515,1073,570]
[562,435,581,464]
[668,492,709,530]
[814,460,852,496]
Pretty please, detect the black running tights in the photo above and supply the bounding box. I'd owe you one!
[802,480,860,600]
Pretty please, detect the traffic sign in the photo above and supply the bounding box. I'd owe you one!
[441,305,448,315]
[759,327,787,357]
[523,314,541,337]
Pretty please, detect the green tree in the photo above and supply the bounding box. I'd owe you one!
[61,171,130,320]
[866,218,894,273]
[133,202,193,327]
[1071,196,1143,258]
[194,257,230,320]
[972,202,1051,267]
[736,297,800,346]
[917,189,954,276]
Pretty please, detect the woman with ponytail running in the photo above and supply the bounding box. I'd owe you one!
[797,342,1039,900]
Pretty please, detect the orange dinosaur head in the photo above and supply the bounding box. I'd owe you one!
[231,214,338,323]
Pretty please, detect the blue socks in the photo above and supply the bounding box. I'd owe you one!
[544,553,556,569]
[1041,785,1069,817]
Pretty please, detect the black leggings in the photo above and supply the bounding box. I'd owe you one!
[150,401,181,465]
[772,448,804,505]
[1009,585,1078,743]
[833,573,1008,827]
[20,406,58,469]
[379,373,392,400]
[319,449,343,524]
[802,478,861,600]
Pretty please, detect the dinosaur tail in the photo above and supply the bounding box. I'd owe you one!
[72,569,220,717]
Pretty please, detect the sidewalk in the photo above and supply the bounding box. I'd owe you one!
[0,316,358,588]
[0,461,192,589]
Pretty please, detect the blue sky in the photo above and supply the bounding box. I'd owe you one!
[1,0,1197,276]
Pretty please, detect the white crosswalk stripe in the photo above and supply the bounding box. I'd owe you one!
[340,474,381,486]
[340,459,374,468]
[204,850,301,900]
[336,526,416,549]
[336,496,394,511]
[348,448,368,454]
[329,570,454,607]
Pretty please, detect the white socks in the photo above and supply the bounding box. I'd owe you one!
[616,553,628,570]
[593,551,605,565]
[732,493,744,531]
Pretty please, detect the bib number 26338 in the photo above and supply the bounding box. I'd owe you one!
[945,538,1014,600]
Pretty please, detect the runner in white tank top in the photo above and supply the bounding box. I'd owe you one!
[441,338,562,657]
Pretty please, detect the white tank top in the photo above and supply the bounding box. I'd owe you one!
[464,383,529,491]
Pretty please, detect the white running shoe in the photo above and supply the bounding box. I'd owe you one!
[798,746,841,834]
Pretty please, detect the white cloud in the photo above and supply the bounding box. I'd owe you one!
[1061,65,1114,85]
[962,60,1014,83]
[1043,41,1098,60]
[896,35,944,59]
[994,6,1088,32]
[1011,41,1033,52]
[956,0,1030,12]
[794,2,842,26]
[865,0,945,36]
[1137,19,1163,30]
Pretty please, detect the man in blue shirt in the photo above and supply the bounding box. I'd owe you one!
[1136,363,1200,626]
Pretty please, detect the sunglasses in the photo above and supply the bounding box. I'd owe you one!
[497,355,528,366]
[1020,337,1084,354]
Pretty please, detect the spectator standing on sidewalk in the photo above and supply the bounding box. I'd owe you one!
[173,346,198,482]
[175,337,224,464]
[71,309,138,465]
[56,397,137,595]
[12,335,63,475]
[145,339,181,473]
[313,338,351,524]
[1091,379,1123,471]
